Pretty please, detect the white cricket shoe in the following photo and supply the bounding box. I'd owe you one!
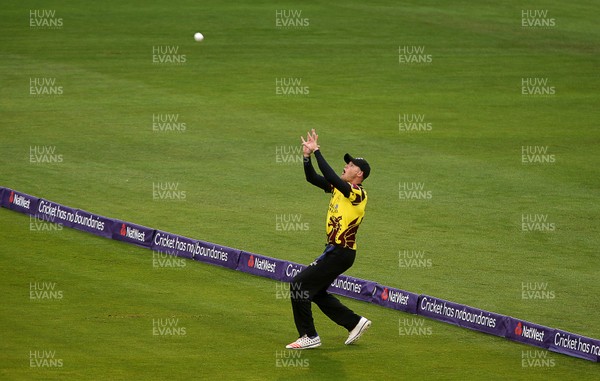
[285,335,321,349]
[345,317,371,345]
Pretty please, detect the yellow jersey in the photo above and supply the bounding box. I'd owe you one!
[325,184,367,250]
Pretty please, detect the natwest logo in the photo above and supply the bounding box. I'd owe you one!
[10,191,32,209]
[248,255,276,273]
[515,322,545,342]
[382,288,389,301]
[384,288,409,305]
[120,223,146,242]
[515,322,523,336]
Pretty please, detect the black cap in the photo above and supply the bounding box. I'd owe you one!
[344,153,370,180]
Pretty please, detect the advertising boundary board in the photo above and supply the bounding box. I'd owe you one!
[0,187,597,362]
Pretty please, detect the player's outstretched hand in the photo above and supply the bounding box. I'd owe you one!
[301,129,320,155]
[301,131,312,157]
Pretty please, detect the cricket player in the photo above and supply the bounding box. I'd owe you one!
[286,129,371,349]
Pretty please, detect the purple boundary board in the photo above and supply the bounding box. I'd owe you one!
[418,295,508,337]
[71,209,114,239]
[549,329,600,362]
[1,188,39,216]
[278,261,307,283]
[192,239,241,270]
[151,230,241,270]
[152,230,198,260]
[328,274,376,303]
[112,220,155,248]
[34,198,76,228]
[505,317,555,350]
[372,285,419,314]
[237,251,287,281]
[272,259,377,304]
[1,187,598,362]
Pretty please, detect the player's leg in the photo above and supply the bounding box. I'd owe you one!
[287,263,326,349]
[289,260,326,338]
[288,245,362,347]
[309,246,371,344]
[312,289,361,330]
[290,283,316,338]
[290,246,355,332]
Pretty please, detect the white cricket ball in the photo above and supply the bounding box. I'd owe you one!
[194,32,204,42]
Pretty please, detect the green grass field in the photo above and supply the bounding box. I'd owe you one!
[1,0,599,379]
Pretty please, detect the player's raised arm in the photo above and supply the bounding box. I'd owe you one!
[302,130,352,197]
[301,132,330,192]
[313,150,351,197]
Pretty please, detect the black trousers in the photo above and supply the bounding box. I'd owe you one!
[290,245,361,338]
